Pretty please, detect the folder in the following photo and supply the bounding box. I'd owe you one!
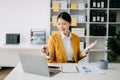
[71,18,77,26]
[60,1,67,10]
[78,15,86,22]
[53,2,59,12]
[78,3,85,10]
[71,2,77,10]
[52,18,57,26]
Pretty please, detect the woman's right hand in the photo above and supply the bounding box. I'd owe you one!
[41,46,49,55]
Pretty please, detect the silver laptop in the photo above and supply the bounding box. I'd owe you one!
[19,53,60,77]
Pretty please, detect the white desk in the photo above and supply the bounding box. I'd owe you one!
[4,63,120,80]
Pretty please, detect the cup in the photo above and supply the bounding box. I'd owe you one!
[99,60,108,70]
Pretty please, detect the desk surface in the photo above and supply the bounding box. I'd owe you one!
[4,63,120,80]
[0,44,43,49]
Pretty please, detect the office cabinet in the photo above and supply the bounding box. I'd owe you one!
[50,0,120,63]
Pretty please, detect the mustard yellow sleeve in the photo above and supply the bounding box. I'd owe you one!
[47,36,56,63]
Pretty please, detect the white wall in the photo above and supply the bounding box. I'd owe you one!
[0,0,50,44]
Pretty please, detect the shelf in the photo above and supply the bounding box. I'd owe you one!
[51,8,69,10]
[89,22,107,24]
[50,0,120,63]
[90,8,107,10]
[109,8,120,10]
[109,22,120,24]
[70,8,88,10]
[88,36,107,38]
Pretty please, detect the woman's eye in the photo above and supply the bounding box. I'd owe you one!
[63,23,66,25]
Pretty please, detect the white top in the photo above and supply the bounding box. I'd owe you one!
[60,32,87,60]
[60,32,73,61]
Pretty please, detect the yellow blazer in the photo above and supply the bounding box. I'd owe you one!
[48,31,83,63]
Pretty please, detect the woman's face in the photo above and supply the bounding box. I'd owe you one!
[57,18,70,35]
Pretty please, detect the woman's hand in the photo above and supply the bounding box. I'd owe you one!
[41,46,49,55]
[84,40,97,53]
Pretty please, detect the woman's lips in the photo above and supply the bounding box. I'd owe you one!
[61,28,65,31]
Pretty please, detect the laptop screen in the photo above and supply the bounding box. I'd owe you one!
[19,53,60,77]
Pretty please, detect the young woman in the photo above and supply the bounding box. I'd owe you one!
[41,12,95,63]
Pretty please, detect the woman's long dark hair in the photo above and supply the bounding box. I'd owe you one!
[57,12,71,31]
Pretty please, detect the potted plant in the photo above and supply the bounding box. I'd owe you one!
[107,31,120,62]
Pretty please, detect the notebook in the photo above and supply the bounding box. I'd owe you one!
[19,53,60,77]
[61,65,79,73]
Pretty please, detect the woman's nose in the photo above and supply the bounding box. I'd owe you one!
[59,25,64,28]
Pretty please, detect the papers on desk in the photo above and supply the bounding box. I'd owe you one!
[77,66,105,75]
[61,65,79,73]
[61,65,105,75]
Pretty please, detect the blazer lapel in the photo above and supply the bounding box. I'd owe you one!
[57,31,67,62]
[71,33,76,61]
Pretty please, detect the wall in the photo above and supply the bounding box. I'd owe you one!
[0,0,50,44]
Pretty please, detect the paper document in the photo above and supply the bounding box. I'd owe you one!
[77,66,105,75]
[84,40,97,51]
[61,65,79,73]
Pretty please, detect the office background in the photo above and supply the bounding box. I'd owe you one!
[0,0,50,44]
[0,1,120,80]
[0,0,120,67]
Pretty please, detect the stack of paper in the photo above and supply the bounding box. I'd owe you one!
[72,28,85,37]
[71,15,86,25]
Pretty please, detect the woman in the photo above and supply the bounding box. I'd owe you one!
[41,12,95,63]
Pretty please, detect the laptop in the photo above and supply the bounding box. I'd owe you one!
[19,53,60,77]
